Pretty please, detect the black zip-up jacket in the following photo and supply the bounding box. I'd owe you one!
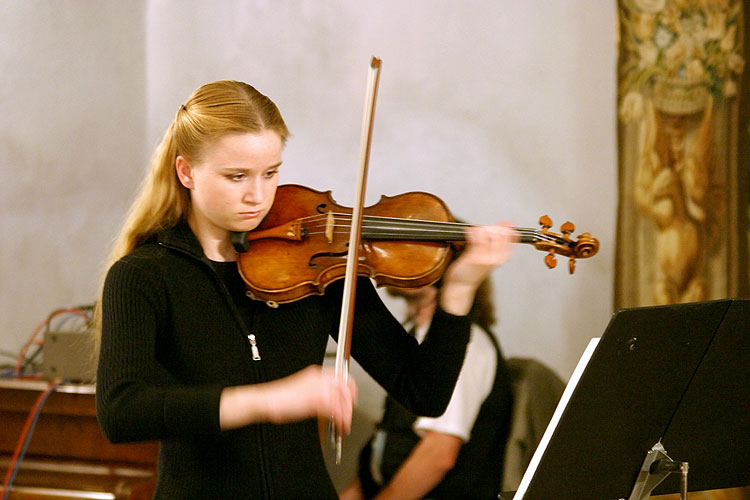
[96,220,471,499]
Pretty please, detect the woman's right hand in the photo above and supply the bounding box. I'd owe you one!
[219,365,358,434]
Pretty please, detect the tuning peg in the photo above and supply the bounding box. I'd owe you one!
[544,251,557,269]
[560,221,575,240]
[568,257,576,274]
[539,215,552,232]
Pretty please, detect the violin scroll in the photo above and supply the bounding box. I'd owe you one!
[534,215,599,274]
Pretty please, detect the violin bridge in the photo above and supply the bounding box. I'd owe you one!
[325,211,334,244]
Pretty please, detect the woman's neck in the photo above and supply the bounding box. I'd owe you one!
[187,211,237,262]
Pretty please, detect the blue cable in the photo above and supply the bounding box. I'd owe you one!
[1,381,62,500]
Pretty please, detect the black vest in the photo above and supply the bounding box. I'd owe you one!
[377,327,513,499]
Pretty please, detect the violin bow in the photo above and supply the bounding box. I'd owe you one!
[331,56,382,463]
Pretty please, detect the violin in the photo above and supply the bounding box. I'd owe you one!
[231,183,599,305]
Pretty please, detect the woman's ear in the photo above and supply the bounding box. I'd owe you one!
[175,156,194,189]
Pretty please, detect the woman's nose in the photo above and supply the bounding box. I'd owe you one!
[243,178,263,203]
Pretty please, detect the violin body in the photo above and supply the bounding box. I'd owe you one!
[233,184,458,304]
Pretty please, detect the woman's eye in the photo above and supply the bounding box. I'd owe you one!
[228,173,245,181]
[265,170,279,178]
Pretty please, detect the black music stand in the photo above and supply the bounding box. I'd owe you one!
[501,299,750,500]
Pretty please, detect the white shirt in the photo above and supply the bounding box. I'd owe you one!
[412,321,497,442]
[368,320,499,484]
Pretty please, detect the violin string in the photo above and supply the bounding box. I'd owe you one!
[302,215,468,236]
[299,211,544,232]
[298,217,569,245]
[300,220,554,237]
[301,229,567,246]
[310,217,467,235]
[292,212,574,246]
[297,212,468,227]
[298,213,559,233]
[296,213,568,244]
[299,216,566,243]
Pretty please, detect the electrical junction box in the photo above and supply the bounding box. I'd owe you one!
[42,330,97,383]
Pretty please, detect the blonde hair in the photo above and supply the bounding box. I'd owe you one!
[93,81,289,348]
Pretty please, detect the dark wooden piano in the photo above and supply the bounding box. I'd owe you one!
[0,379,158,500]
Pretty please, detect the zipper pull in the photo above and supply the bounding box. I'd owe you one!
[247,334,261,361]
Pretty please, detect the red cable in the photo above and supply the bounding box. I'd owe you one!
[0,382,54,497]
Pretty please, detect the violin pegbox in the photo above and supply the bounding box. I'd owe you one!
[537,215,582,274]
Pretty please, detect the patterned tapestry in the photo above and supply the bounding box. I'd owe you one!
[616,0,746,308]
[616,1,748,498]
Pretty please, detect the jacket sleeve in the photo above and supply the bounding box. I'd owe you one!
[330,278,471,417]
[95,257,224,443]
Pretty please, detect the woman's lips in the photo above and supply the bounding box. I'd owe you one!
[238,211,262,219]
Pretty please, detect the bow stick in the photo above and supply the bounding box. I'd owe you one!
[330,56,382,463]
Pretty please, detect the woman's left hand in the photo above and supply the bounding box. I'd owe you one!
[438,222,517,316]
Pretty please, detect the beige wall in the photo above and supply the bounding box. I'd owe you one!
[1,1,147,362]
[1,0,617,410]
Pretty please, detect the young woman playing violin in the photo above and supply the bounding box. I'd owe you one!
[95,80,516,499]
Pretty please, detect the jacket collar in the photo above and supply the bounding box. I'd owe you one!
[156,219,206,260]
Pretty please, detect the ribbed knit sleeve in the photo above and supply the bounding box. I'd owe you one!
[96,256,224,443]
[332,279,471,418]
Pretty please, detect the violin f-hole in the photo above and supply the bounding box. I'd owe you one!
[309,251,348,268]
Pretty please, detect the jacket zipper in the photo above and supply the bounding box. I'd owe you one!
[157,241,272,497]
[247,334,261,360]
